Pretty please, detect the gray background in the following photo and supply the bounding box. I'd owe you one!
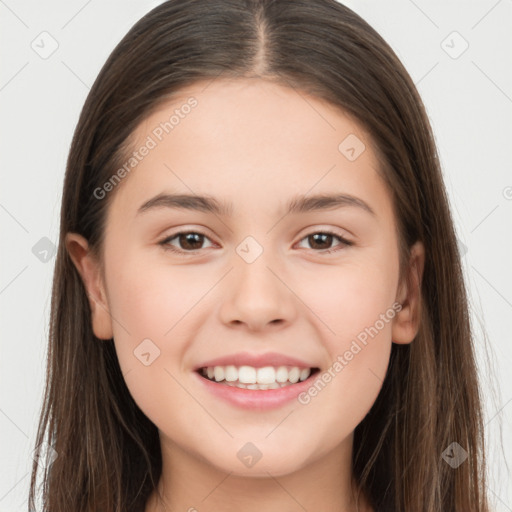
[1,0,511,510]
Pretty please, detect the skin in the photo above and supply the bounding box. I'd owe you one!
[66,77,424,512]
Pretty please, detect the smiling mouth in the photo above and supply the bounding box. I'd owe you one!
[196,365,321,390]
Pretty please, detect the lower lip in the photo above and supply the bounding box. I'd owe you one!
[193,370,318,410]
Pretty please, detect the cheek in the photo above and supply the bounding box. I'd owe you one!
[103,252,191,380]
[294,254,397,425]
[301,249,399,342]
[107,246,208,341]
[310,278,393,394]
[105,266,195,425]
[103,248,225,417]
[296,277,393,443]
[298,337,391,448]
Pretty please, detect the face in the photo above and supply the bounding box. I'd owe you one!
[67,77,423,478]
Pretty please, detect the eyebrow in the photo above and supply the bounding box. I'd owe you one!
[137,192,376,218]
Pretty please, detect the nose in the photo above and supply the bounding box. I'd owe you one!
[218,253,297,332]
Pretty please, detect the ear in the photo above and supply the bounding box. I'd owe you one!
[392,240,425,345]
[65,232,113,340]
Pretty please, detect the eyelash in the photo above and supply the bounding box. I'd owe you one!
[158,229,353,256]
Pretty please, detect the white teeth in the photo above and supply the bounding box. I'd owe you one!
[214,366,225,382]
[299,368,311,381]
[225,365,238,382]
[200,364,314,387]
[276,366,289,383]
[238,365,257,384]
[288,367,300,384]
[256,366,275,384]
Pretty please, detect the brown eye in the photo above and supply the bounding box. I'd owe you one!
[307,233,334,250]
[297,231,352,254]
[176,233,205,250]
[160,231,214,254]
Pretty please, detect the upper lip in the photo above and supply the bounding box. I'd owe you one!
[194,351,318,371]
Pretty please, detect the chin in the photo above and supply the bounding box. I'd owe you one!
[197,440,316,477]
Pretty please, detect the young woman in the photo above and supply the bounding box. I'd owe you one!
[29,1,491,511]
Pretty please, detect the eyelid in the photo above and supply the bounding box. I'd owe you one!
[295,224,353,241]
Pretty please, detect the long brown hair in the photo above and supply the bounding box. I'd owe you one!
[28,1,491,511]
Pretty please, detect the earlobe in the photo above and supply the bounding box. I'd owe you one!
[65,232,114,340]
[391,241,425,345]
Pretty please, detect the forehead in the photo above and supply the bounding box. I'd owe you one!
[108,77,391,221]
